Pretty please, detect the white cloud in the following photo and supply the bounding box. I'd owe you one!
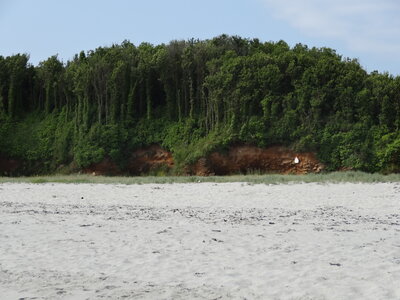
[263,0,400,56]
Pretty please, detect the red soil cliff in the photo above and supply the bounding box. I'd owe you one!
[83,145,174,176]
[127,144,174,175]
[0,156,21,176]
[81,144,323,176]
[187,145,324,176]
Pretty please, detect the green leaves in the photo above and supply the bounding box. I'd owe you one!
[1,36,400,174]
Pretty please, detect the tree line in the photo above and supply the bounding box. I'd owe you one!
[0,35,399,174]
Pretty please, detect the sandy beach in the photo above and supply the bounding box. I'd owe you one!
[1,182,400,299]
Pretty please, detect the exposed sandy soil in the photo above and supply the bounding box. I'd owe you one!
[83,144,323,176]
[1,182,400,299]
[188,145,323,176]
[0,156,20,176]
[127,144,174,175]
[83,157,121,176]
[83,145,174,176]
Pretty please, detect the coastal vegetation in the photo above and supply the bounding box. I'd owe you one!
[1,35,399,175]
[1,171,400,185]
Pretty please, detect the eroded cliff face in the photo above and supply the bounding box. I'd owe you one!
[3,145,323,176]
[0,156,21,176]
[83,145,174,176]
[127,145,174,175]
[83,157,121,176]
[187,145,324,176]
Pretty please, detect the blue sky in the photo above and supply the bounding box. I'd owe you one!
[1,0,399,75]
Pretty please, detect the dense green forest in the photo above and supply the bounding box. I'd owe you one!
[1,35,400,174]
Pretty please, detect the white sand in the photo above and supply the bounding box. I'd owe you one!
[1,182,400,299]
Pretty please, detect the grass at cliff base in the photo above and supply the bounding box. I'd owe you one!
[1,171,400,185]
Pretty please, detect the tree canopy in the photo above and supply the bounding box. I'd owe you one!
[1,35,400,174]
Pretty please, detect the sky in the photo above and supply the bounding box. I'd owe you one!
[1,0,400,75]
